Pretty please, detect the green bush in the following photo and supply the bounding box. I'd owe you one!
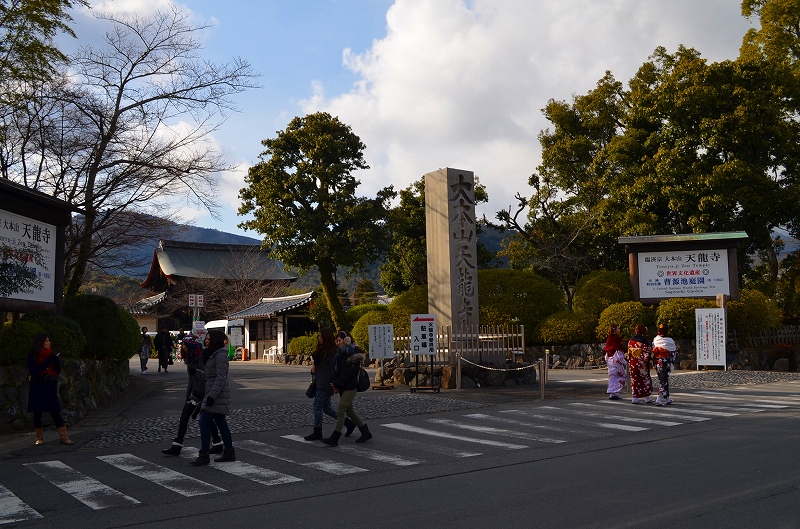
[117,307,142,361]
[0,320,45,366]
[655,298,718,340]
[573,270,633,318]
[727,289,782,335]
[478,269,565,345]
[351,309,393,352]
[288,334,317,356]
[597,302,656,341]
[347,303,388,328]
[535,310,597,345]
[388,284,428,339]
[63,294,136,361]
[21,310,86,358]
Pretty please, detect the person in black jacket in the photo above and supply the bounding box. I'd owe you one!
[161,336,223,456]
[321,331,372,446]
[27,333,73,446]
[154,326,173,373]
[303,327,355,440]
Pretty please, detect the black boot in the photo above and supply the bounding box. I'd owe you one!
[162,442,182,455]
[209,440,224,454]
[344,418,356,437]
[355,424,372,444]
[189,451,210,466]
[321,430,342,447]
[214,448,236,463]
[304,427,323,441]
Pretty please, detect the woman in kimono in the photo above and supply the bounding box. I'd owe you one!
[627,324,654,404]
[652,323,677,406]
[603,324,627,400]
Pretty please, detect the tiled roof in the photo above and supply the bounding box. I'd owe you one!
[228,291,314,319]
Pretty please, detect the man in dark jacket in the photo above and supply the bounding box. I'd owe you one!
[154,326,173,373]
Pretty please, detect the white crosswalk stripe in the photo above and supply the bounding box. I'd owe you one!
[0,484,42,524]
[571,402,712,422]
[238,439,368,474]
[180,447,303,486]
[381,422,529,449]
[282,434,424,466]
[498,408,649,431]
[97,454,225,496]
[425,418,566,443]
[24,461,140,510]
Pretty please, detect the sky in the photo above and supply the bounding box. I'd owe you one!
[62,0,756,240]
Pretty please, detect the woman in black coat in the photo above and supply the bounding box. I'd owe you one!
[27,333,73,446]
[303,327,355,440]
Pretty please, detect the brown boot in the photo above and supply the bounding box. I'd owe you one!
[34,428,44,446]
[57,426,74,445]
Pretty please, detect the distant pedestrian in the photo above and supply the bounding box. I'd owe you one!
[603,324,627,400]
[321,331,371,446]
[190,330,235,466]
[303,327,355,441]
[627,324,655,404]
[139,327,152,375]
[27,333,73,446]
[162,336,224,456]
[652,323,677,405]
[154,325,172,373]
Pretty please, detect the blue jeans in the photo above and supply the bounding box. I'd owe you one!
[199,411,232,452]
[313,390,338,428]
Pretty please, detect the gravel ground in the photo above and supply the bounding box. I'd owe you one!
[670,369,800,389]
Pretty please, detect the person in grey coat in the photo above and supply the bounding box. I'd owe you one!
[190,330,235,466]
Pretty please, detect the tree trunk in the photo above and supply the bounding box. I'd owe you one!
[317,261,347,332]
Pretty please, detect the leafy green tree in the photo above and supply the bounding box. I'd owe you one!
[240,112,395,331]
[351,279,379,306]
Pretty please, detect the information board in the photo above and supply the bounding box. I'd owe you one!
[410,314,437,356]
[368,324,394,359]
[638,249,730,298]
[695,308,726,368]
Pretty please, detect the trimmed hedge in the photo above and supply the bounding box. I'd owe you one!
[21,309,86,358]
[347,303,388,329]
[351,309,393,352]
[288,334,317,356]
[727,289,782,335]
[597,302,656,341]
[573,270,632,318]
[655,298,718,340]
[0,320,45,366]
[387,284,428,339]
[535,310,597,345]
[63,294,139,361]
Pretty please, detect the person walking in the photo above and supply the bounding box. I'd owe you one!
[162,336,224,456]
[27,333,73,446]
[139,327,152,375]
[303,327,355,441]
[154,325,172,373]
[321,331,371,446]
[652,323,677,406]
[627,324,655,404]
[603,324,627,400]
[190,330,235,466]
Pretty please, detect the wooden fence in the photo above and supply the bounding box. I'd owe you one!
[393,324,525,365]
[735,325,800,348]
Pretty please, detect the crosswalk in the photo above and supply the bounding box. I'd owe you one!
[2,389,799,525]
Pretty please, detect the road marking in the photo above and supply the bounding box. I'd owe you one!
[0,484,42,524]
[238,440,368,474]
[282,435,423,466]
[97,454,225,496]
[24,461,140,510]
[499,409,649,432]
[381,423,529,449]
[578,402,713,422]
[464,413,602,436]
[180,448,303,485]
[426,418,566,443]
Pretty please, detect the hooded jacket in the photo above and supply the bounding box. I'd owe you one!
[331,344,365,392]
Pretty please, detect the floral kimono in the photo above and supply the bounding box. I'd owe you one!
[603,333,627,398]
[627,335,653,400]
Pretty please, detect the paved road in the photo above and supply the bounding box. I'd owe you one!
[1,361,799,528]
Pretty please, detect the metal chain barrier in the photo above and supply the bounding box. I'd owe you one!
[459,356,538,372]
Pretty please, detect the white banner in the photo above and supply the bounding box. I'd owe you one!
[410,314,437,356]
[639,249,730,298]
[0,208,57,303]
[368,324,394,359]
[696,308,726,367]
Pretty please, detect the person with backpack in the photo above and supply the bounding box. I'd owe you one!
[321,331,372,446]
[161,336,223,456]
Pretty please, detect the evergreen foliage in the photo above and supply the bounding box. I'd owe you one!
[573,270,633,318]
[20,310,85,358]
[535,310,597,345]
[0,320,44,366]
[597,302,656,341]
[655,298,718,340]
[727,288,783,335]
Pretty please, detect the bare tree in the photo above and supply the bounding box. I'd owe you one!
[0,5,259,295]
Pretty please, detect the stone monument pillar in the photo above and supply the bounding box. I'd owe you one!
[424,168,479,328]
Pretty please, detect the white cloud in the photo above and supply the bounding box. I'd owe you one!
[302,0,752,219]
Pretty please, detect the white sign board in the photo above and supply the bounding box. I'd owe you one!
[188,294,196,307]
[638,249,730,299]
[193,320,206,342]
[696,308,726,368]
[230,327,244,347]
[196,294,204,307]
[368,324,395,359]
[0,209,57,303]
[410,314,437,356]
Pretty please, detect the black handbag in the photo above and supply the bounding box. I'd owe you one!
[306,376,316,398]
